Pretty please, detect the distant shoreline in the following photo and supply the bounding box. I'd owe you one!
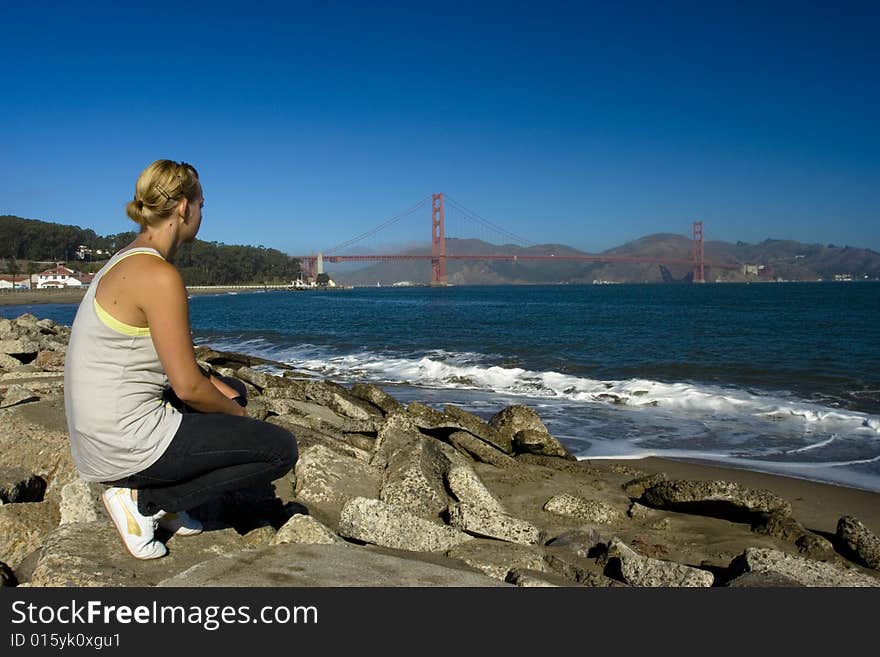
[0,286,296,307]
[2,278,877,307]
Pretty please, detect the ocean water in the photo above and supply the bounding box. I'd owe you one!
[6,282,880,492]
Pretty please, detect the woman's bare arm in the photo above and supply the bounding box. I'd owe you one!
[139,259,246,416]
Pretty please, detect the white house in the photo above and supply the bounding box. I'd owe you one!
[36,264,94,289]
[0,275,31,290]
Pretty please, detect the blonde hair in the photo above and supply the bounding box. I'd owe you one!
[126,160,200,228]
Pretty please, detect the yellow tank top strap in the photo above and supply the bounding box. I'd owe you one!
[92,249,164,336]
[93,299,152,336]
[102,248,165,276]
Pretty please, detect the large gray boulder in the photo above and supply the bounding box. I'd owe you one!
[443,405,511,454]
[370,412,423,469]
[13,314,39,330]
[446,465,505,514]
[727,547,880,587]
[34,350,66,372]
[405,401,448,430]
[267,399,381,435]
[404,403,514,454]
[725,571,804,587]
[606,537,714,587]
[241,526,277,547]
[641,479,793,521]
[267,418,372,464]
[192,345,273,368]
[0,467,45,503]
[836,515,880,571]
[0,502,60,569]
[543,552,623,587]
[545,529,603,559]
[59,479,103,525]
[489,405,548,453]
[543,493,625,524]
[235,366,308,401]
[445,465,541,545]
[34,318,56,332]
[293,445,382,526]
[446,540,547,581]
[304,380,384,421]
[0,399,79,497]
[0,353,21,370]
[338,497,473,552]
[448,504,541,545]
[267,399,347,428]
[380,437,452,520]
[243,396,269,421]
[350,383,404,416]
[0,339,40,361]
[1,373,64,397]
[622,472,669,498]
[157,543,506,587]
[0,317,16,340]
[752,511,836,560]
[448,431,517,468]
[271,514,341,546]
[506,568,580,587]
[0,385,39,408]
[29,521,247,587]
[512,429,576,460]
[0,561,15,587]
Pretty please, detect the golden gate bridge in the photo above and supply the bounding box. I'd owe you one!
[294,193,740,285]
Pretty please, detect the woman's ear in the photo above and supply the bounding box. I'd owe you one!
[177,197,189,220]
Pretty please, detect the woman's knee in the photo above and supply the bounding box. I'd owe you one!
[266,423,297,472]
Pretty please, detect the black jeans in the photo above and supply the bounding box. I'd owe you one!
[111,377,297,516]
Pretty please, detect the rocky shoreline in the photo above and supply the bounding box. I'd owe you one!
[1,312,879,587]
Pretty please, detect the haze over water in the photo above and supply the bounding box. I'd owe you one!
[8,281,880,491]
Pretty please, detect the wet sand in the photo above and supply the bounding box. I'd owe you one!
[602,456,880,535]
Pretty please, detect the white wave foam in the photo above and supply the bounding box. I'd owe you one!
[251,348,880,436]
[786,435,838,454]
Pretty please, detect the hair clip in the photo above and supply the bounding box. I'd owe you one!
[155,182,172,200]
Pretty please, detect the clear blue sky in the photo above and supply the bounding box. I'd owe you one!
[2,1,878,255]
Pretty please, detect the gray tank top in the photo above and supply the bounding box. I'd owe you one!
[64,247,182,481]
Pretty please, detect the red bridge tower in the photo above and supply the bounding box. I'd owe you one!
[431,193,447,286]
[692,220,705,283]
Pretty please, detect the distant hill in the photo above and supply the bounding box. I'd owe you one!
[331,235,880,285]
[0,215,302,285]
[4,212,877,286]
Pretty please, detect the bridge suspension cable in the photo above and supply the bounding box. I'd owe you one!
[322,195,431,254]
[444,195,537,247]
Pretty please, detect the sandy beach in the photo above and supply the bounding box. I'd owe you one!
[602,457,880,536]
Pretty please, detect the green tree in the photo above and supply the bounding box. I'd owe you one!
[0,215,303,285]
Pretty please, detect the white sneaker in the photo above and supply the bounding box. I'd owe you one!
[101,487,167,560]
[158,510,203,536]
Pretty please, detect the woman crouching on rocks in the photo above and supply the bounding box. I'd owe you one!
[64,159,297,559]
